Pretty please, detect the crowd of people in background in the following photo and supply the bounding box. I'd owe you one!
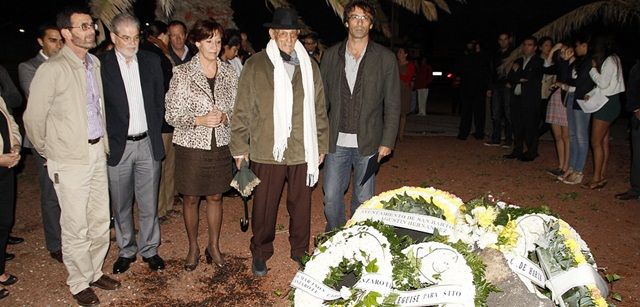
[449,31,636,193]
[0,0,639,305]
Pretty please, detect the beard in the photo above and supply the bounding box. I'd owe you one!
[71,33,96,50]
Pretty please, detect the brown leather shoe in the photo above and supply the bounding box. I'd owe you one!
[73,288,99,307]
[89,275,121,290]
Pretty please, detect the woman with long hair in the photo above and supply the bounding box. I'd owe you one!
[165,19,238,270]
[583,36,625,189]
[559,35,595,185]
[545,43,573,177]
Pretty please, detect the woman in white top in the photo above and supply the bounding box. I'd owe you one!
[585,36,625,189]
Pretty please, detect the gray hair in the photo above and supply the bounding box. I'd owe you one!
[111,12,139,34]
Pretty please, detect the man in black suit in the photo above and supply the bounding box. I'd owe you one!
[99,13,165,274]
[505,36,544,161]
[616,58,640,200]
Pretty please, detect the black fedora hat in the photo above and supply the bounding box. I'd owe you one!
[263,7,304,29]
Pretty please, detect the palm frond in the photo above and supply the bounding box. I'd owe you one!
[325,0,349,20]
[498,0,640,75]
[156,0,175,20]
[266,0,292,9]
[421,1,438,21]
[432,0,452,14]
[89,0,134,31]
[392,0,461,21]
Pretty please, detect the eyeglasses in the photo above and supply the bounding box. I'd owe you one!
[348,15,371,22]
[67,22,98,31]
[114,33,141,43]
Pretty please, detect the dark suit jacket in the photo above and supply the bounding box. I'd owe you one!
[508,55,543,107]
[321,40,401,155]
[100,49,165,166]
[627,60,640,113]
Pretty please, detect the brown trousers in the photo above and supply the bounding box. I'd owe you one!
[250,162,312,261]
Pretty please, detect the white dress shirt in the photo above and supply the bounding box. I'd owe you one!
[115,50,148,135]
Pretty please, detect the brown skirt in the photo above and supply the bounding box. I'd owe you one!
[174,137,232,196]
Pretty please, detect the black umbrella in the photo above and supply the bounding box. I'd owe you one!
[230,159,260,232]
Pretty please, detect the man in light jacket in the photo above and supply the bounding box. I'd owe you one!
[24,6,120,307]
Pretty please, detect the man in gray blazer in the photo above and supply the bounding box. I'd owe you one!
[321,0,400,231]
[18,24,63,263]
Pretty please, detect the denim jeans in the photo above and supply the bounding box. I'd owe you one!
[567,94,591,172]
[490,86,512,144]
[323,146,376,231]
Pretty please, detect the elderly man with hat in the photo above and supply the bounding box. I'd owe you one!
[230,7,329,277]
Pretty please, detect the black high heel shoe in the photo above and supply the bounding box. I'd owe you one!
[205,248,224,268]
[184,254,200,271]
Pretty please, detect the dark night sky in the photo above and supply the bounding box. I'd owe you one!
[0,0,635,73]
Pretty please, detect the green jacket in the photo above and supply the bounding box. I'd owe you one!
[321,40,401,155]
[230,50,329,165]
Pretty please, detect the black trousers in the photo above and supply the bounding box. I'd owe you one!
[511,95,540,157]
[0,166,14,275]
[458,90,485,138]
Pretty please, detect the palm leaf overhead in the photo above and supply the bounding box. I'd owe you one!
[156,0,175,20]
[498,0,640,75]
[89,0,134,31]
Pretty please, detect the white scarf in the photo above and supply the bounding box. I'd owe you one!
[266,39,319,186]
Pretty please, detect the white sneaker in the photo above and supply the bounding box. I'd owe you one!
[562,172,583,185]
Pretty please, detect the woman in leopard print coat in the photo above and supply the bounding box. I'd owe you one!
[165,19,238,271]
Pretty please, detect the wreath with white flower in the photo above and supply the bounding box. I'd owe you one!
[348,186,463,236]
[291,222,396,306]
[394,241,476,307]
[506,214,608,307]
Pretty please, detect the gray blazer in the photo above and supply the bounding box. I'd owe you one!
[19,52,47,97]
[18,52,47,148]
[321,40,401,156]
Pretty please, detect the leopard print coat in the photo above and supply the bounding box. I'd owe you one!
[165,54,238,150]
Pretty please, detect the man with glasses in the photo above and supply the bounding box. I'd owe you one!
[99,13,166,275]
[24,6,120,307]
[300,32,323,64]
[320,0,400,231]
[230,7,329,277]
[18,24,64,264]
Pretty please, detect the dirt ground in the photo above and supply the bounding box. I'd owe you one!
[3,135,639,306]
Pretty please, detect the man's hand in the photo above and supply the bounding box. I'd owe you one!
[318,154,325,165]
[235,154,248,169]
[635,109,640,120]
[0,152,20,168]
[377,146,392,162]
[486,90,492,98]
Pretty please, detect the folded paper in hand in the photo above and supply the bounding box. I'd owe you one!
[360,154,379,186]
[576,88,608,113]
